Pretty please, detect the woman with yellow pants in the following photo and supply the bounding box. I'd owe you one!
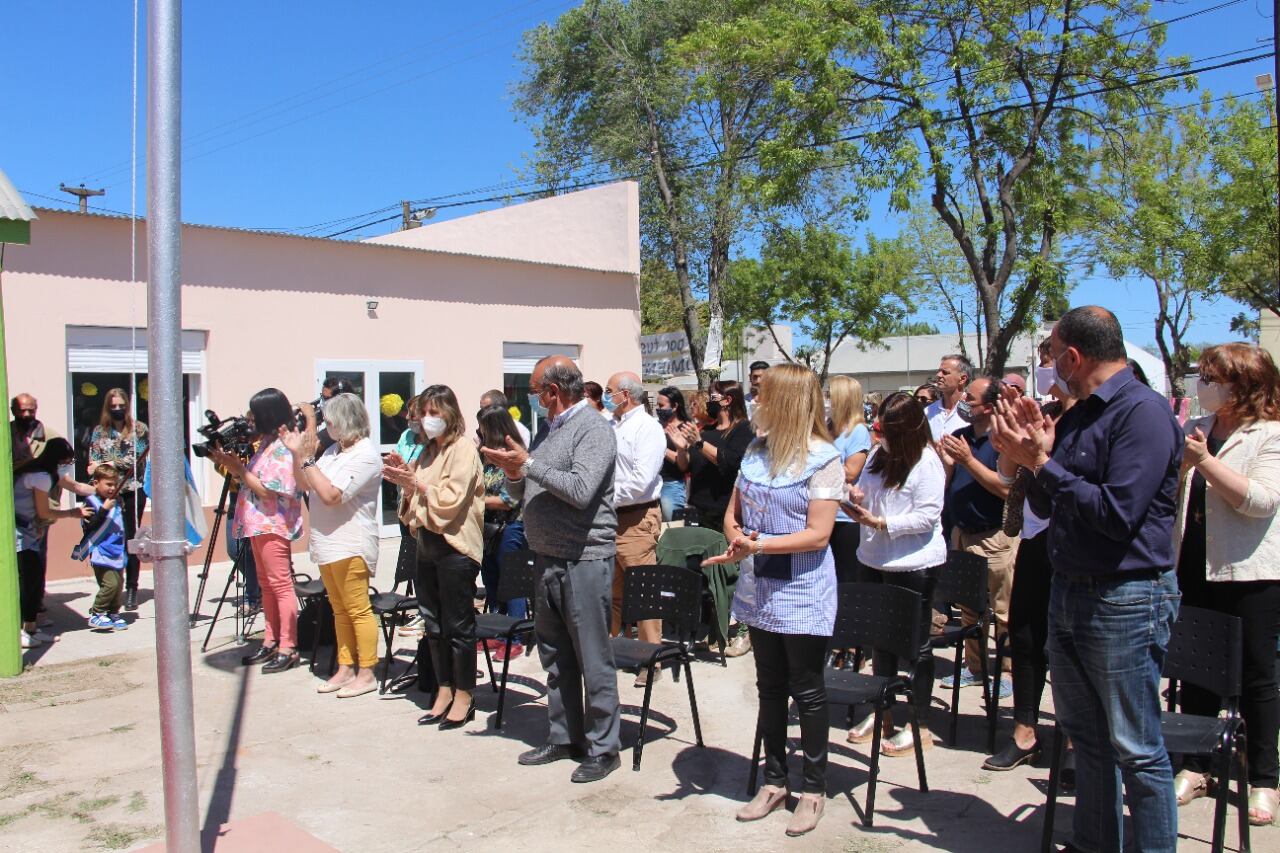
[284,393,384,697]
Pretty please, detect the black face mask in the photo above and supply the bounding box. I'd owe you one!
[109,409,127,422]
[705,400,722,420]
[13,414,34,428]
[656,408,674,425]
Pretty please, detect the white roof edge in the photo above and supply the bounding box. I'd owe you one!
[0,169,37,222]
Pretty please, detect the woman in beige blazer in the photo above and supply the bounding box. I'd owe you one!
[1172,343,1280,826]
[384,385,486,731]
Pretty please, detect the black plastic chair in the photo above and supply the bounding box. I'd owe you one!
[475,549,540,728]
[749,582,929,827]
[1040,605,1249,853]
[292,573,335,675]
[369,586,419,694]
[930,549,996,752]
[609,564,706,771]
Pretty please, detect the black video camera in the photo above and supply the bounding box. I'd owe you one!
[293,396,325,433]
[192,410,256,459]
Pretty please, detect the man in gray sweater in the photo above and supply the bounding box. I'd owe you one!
[482,355,621,783]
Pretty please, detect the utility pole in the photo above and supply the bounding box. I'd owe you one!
[58,183,105,213]
[400,201,436,230]
[1274,0,1279,303]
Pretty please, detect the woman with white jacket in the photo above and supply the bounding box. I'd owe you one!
[1172,342,1280,827]
[846,391,947,757]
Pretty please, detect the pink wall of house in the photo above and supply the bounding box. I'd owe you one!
[2,183,641,580]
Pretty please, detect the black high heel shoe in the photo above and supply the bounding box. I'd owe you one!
[418,703,453,726]
[241,644,277,666]
[438,698,476,730]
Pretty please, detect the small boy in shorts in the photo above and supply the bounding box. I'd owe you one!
[74,465,129,631]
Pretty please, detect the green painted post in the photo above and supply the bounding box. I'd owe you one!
[0,248,22,676]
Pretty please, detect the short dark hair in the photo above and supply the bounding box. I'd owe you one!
[480,388,508,407]
[974,375,1003,407]
[1056,306,1127,362]
[249,388,293,437]
[749,361,770,373]
[583,380,604,404]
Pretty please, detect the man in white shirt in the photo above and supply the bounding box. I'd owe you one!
[924,354,973,440]
[605,371,667,686]
[479,389,532,448]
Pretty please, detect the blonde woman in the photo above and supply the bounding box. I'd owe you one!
[383,384,486,730]
[705,363,842,837]
[827,376,871,584]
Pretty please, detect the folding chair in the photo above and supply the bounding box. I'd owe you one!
[930,549,996,751]
[1040,605,1249,853]
[609,564,706,771]
[292,573,335,675]
[370,586,419,694]
[475,549,540,728]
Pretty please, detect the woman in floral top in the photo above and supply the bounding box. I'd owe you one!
[210,388,305,673]
[88,388,149,610]
[477,404,528,633]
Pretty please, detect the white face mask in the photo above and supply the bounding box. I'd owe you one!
[1034,364,1057,396]
[420,416,447,440]
[1196,378,1230,414]
[57,463,74,482]
[1050,350,1076,399]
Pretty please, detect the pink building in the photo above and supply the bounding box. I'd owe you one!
[2,182,642,580]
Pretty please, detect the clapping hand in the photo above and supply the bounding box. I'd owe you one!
[665,420,690,449]
[703,530,758,566]
[989,388,1054,470]
[676,422,702,448]
[479,436,530,479]
[382,450,415,487]
[279,422,315,460]
[1184,427,1210,466]
[940,433,972,465]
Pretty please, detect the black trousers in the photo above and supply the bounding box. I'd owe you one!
[829,521,865,584]
[866,565,938,719]
[415,529,479,691]
[120,488,145,592]
[1008,531,1052,727]
[17,548,43,624]
[751,627,829,794]
[1177,573,1280,788]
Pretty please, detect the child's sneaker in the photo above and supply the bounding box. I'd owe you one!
[88,613,114,631]
[108,615,129,630]
[20,630,41,649]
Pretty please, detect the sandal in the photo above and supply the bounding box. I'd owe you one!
[1248,787,1278,826]
[1174,770,1210,806]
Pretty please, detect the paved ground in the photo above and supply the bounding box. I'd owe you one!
[0,545,1266,852]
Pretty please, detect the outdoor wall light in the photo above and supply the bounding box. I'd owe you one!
[366,300,379,311]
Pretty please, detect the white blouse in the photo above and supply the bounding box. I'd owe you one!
[308,437,384,574]
[856,446,947,572]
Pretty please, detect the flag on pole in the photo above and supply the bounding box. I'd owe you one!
[143,457,208,547]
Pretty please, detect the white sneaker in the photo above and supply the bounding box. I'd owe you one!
[20,630,41,649]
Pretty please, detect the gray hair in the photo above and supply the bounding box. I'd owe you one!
[617,374,648,411]
[539,357,585,401]
[322,392,369,443]
[941,353,974,382]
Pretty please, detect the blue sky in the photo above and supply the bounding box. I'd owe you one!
[2,1,1275,348]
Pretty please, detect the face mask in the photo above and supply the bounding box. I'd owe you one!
[656,408,673,425]
[705,400,722,420]
[57,463,74,482]
[1050,350,1076,399]
[420,416,446,440]
[528,393,548,418]
[1197,379,1230,414]
[13,414,33,428]
[602,392,618,413]
[823,400,832,418]
[956,400,974,423]
[1034,365,1057,395]
[109,408,127,422]
[407,421,423,436]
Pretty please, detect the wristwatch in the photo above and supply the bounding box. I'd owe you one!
[518,457,532,478]
[692,439,705,451]
[300,458,317,471]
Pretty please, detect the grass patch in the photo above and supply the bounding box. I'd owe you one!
[86,822,163,850]
[1,769,47,797]
[109,723,135,734]
[0,809,28,829]
[29,790,81,820]
[96,659,115,668]
[72,794,120,823]
[126,791,146,813]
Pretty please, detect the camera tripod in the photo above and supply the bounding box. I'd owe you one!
[189,473,255,650]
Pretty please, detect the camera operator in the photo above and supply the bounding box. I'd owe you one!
[314,377,357,455]
[283,394,383,698]
[213,410,261,614]
[208,388,305,673]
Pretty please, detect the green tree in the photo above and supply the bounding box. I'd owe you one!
[687,0,1175,373]
[888,320,942,336]
[727,227,919,384]
[516,0,831,387]
[1084,94,1235,400]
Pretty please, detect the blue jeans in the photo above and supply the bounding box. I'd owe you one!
[1047,569,1180,853]
[659,479,686,522]
[480,521,528,620]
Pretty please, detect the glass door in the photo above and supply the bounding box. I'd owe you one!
[314,360,424,537]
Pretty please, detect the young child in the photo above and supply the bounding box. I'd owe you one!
[74,465,129,631]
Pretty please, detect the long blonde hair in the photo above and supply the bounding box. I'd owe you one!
[753,363,831,477]
[827,375,864,437]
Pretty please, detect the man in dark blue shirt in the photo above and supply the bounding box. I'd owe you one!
[994,306,1182,853]
[939,376,1016,699]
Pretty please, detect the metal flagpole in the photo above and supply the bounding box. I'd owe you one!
[146,0,201,849]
